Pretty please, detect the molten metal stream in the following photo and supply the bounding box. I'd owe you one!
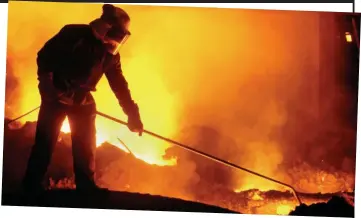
[7,106,303,206]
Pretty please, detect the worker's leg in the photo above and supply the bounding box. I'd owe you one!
[22,101,67,192]
[67,103,98,190]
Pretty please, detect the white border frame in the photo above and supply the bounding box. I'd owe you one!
[0,3,357,218]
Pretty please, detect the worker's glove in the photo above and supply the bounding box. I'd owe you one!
[59,85,92,105]
[58,91,75,105]
[38,76,64,102]
[73,88,90,105]
[126,104,143,136]
[38,72,74,104]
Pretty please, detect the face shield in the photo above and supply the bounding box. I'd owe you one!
[104,21,131,55]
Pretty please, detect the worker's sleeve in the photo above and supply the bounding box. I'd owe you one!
[37,25,75,76]
[105,55,140,118]
[36,25,75,100]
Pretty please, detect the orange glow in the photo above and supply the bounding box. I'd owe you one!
[276,204,294,215]
[59,113,176,165]
[7,2,179,167]
[60,118,71,133]
[251,191,264,201]
[345,32,352,42]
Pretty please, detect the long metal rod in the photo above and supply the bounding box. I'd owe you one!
[96,111,303,205]
[351,17,360,50]
[5,106,40,126]
[6,107,303,205]
[117,137,135,157]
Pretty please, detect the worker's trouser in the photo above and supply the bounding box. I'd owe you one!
[22,100,97,191]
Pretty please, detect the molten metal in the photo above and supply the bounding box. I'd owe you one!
[95,111,303,205]
[7,106,303,205]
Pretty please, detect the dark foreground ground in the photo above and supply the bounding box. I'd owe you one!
[1,190,354,217]
[2,119,355,216]
[290,196,354,217]
[1,189,238,213]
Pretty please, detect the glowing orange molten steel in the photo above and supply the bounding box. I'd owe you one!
[60,115,177,166]
[276,205,294,215]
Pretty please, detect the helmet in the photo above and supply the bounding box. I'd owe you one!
[99,4,131,55]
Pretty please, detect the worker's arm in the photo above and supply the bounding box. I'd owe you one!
[36,25,78,101]
[105,54,143,134]
[37,25,80,73]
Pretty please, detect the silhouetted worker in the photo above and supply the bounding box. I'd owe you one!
[22,4,143,193]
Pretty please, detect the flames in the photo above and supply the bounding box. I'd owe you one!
[7,2,181,167]
[60,116,177,166]
[13,61,179,166]
[276,204,295,215]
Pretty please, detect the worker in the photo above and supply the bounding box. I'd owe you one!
[22,4,143,194]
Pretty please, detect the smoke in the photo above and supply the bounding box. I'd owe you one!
[5,55,20,118]
[5,1,357,199]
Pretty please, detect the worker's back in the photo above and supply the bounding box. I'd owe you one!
[37,24,110,93]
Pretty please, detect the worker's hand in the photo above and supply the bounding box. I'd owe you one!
[58,91,75,105]
[73,88,89,105]
[39,83,66,103]
[127,114,143,136]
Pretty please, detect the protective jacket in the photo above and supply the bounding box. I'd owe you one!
[37,23,139,117]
